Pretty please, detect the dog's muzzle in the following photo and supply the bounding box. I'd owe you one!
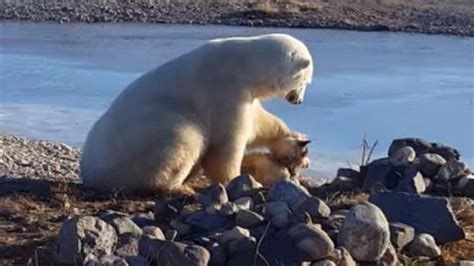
[285,90,303,105]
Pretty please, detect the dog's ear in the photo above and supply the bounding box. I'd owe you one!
[298,139,311,148]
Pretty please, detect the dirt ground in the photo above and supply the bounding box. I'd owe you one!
[0,177,472,265]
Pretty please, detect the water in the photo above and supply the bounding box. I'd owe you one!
[1,22,473,179]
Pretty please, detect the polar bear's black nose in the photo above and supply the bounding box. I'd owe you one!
[286,91,301,104]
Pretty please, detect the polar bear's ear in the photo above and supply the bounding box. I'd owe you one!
[292,58,311,74]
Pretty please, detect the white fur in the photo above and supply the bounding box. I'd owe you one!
[80,33,313,192]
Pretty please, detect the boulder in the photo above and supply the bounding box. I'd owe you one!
[362,158,402,192]
[337,203,390,261]
[139,237,210,266]
[394,171,426,194]
[264,201,292,229]
[260,230,301,265]
[268,180,311,207]
[388,138,432,157]
[389,222,415,250]
[434,160,469,181]
[185,210,231,231]
[235,209,265,228]
[418,153,446,178]
[405,233,441,258]
[109,217,143,238]
[429,142,460,161]
[54,216,118,264]
[369,192,465,244]
[378,243,399,266]
[197,183,228,207]
[389,146,416,167]
[142,226,165,240]
[289,223,334,261]
[226,174,262,200]
[295,196,331,220]
[115,234,139,258]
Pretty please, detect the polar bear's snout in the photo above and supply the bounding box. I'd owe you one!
[285,88,306,104]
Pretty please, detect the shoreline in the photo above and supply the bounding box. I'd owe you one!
[1,0,473,36]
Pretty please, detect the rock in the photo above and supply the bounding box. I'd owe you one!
[139,237,210,265]
[219,202,237,216]
[434,160,469,180]
[226,174,262,200]
[109,217,143,237]
[311,259,336,266]
[405,233,441,258]
[337,168,361,182]
[218,226,250,244]
[252,191,266,205]
[234,196,253,210]
[227,248,255,266]
[329,247,356,266]
[263,201,292,229]
[125,256,148,266]
[185,210,231,231]
[418,153,446,177]
[54,216,118,264]
[208,243,227,266]
[378,243,399,266]
[295,196,331,220]
[170,219,193,236]
[394,171,426,194]
[260,230,301,265]
[330,176,359,191]
[235,209,265,228]
[389,222,415,250]
[337,203,390,261]
[142,226,165,240]
[288,223,334,261]
[429,142,460,161]
[154,199,179,222]
[165,229,178,241]
[389,146,416,167]
[86,255,128,266]
[459,176,474,198]
[268,180,310,207]
[224,236,256,254]
[130,212,155,228]
[362,158,402,192]
[205,204,220,215]
[322,214,346,231]
[369,192,465,244]
[115,234,139,257]
[98,209,128,223]
[388,138,432,157]
[197,183,228,207]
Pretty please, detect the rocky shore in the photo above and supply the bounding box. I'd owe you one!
[0,133,473,265]
[0,0,473,36]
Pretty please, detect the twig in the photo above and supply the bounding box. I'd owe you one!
[360,134,368,166]
[365,139,379,165]
[254,221,271,266]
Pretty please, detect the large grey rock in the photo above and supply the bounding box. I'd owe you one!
[268,180,311,207]
[388,138,432,157]
[185,210,231,231]
[142,226,165,240]
[264,201,292,229]
[389,222,415,250]
[389,146,416,167]
[429,142,461,161]
[139,237,210,266]
[235,209,265,228]
[394,171,426,194]
[369,192,465,244]
[329,247,356,266]
[362,158,403,192]
[418,153,446,178]
[54,216,118,264]
[405,233,441,258]
[337,203,390,261]
[295,196,331,219]
[289,223,334,261]
[115,234,139,257]
[197,183,228,207]
[109,217,143,238]
[260,230,301,265]
[226,174,262,200]
[434,160,469,180]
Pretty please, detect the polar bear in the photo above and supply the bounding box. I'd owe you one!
[80,33,313,193]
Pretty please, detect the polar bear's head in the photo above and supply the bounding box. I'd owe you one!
[207,34,313,104]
